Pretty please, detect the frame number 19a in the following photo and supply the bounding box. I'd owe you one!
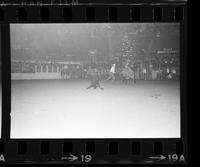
[168,154,185,162]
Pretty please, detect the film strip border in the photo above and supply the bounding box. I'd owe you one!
[0,2,187,165]
[0,140,186,164]
[0,4,186,22]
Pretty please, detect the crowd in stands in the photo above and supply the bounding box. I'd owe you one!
[11,52,179,81]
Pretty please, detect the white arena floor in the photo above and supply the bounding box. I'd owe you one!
[11,80,180,138]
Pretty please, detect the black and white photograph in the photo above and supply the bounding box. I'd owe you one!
[10,23,180,138]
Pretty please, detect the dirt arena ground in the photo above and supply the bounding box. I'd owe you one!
[11,79,180,138]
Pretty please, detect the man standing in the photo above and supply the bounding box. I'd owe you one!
[172,68,177,80]
[105,64,116,82]
[130,63,136,84]
[142,67,147,80]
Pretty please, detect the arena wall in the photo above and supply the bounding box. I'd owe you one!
[11,72,62,80]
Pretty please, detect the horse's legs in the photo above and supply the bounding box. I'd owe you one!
[123,77,126,84]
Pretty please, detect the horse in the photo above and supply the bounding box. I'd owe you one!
[119,66,135,84]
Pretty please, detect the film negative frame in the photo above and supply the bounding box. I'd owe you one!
[0,0,187,164]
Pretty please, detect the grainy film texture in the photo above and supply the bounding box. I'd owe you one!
[10,23,180,138]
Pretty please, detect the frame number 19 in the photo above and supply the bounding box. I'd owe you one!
[81,155,92,163]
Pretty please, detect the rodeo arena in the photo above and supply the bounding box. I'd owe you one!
[10,23,180,138]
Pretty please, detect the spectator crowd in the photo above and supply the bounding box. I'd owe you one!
[11,51,179,81]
